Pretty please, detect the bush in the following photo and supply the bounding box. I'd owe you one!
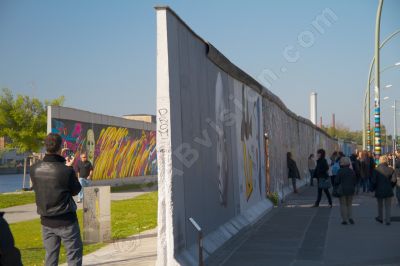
[267,192,279,206]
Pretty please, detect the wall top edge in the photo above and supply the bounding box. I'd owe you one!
[49,105,156,130]
[156,6,333,140]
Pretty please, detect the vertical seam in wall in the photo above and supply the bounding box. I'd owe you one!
[176,20,188,251]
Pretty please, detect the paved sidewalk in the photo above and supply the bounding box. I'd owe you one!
[212,185,400,266]
[0,190,152,224]
[60,228,157,266]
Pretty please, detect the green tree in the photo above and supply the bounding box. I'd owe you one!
[0,88,64,153]
[321,123,363,145]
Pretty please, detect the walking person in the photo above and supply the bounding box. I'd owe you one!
[30,133,83,266]
[350,152,361,194]
[312,149,333,208]
[368,151,376,192]
[77,152,94,203]
[287,152,300,193]
[371,155,397,225]
[308,154,316,186]
[359,151,370,193]
[334,157,357,225]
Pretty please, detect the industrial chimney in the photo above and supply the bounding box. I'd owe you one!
[310,92,317,125]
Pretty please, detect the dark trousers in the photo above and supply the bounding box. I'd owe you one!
[360,178,369,192]
[309,170,315,185]
[315,188,332,206]
[42,221,83,266]
[396,187,400,206]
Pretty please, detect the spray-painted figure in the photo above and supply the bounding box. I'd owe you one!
[86,129,95,164]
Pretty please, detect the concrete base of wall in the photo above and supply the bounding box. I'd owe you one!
[176,199,274,265]
[91,175,157,187]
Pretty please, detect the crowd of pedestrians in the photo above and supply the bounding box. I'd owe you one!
[288,148,400,226]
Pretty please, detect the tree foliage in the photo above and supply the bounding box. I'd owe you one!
[0,88,64,153]
[321,123,392,146]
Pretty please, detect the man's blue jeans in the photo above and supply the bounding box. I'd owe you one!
[78,178,90,201]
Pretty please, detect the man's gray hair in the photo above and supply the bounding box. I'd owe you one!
[339,157,351,166]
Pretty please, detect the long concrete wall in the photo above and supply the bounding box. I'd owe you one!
[47,106,157,180]
[155,6,345,265]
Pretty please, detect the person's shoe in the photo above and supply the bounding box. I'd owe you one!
[311,204,319,208]
[341,221,348,225]
[329,204,333,208]
[349,219,355,225]
[375,217,383,224]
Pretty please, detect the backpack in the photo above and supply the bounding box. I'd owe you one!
[332,161,340,176]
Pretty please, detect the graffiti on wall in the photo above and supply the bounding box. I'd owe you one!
[52,119,157,180]
[235,81,264,208]
[215,73,229,207]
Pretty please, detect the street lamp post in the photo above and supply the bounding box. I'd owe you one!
[373,0,384,158]
[393,99,397,166]
[363,28,400,151]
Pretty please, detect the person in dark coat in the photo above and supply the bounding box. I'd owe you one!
[287,152,300,193]
[350,152,361,194]
[335,157,357,225]
[371,155,396,225]
[0,212,23,266]
[368,151,376,191]
[313,149,333,207]
[359,151,370,193]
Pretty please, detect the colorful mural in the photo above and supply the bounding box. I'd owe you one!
[52,119,157,180]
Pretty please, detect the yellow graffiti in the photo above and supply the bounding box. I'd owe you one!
[243,142,253,200]
[92,127,156,180]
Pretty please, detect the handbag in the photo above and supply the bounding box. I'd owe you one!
[318,177,331,190]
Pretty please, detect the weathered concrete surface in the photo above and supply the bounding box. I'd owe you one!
[83,186,111,244]
[155,6,347,266]
[210,186,400,266]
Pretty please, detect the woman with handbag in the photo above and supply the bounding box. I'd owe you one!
[312,149,333,208]
[334,157,357,225]
[371,155,396,225]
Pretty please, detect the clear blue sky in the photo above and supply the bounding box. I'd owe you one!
[1,0,399,131]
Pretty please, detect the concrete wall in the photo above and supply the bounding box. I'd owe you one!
[155,6,349,266]
[48,106,157,180]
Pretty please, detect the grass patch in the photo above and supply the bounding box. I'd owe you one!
[0,182,157,209]
[10,191,158,266]
[110,181,156,193]
[0,192,36,209]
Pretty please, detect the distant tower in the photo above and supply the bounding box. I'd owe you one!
[310,92,317,125]
[320,116,323,128]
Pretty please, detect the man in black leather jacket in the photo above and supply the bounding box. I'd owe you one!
[30,133,82,266]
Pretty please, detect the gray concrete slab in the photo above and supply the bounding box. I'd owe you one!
[210,185,400,266]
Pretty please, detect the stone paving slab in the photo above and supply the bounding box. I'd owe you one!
[211,185,400,266]
[60,228,157,266]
